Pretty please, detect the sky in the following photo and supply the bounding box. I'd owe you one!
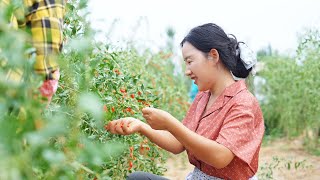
[88,0,320,55]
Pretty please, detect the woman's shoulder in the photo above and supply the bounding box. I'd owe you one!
[232,89,260,108]
[229,90,264,124]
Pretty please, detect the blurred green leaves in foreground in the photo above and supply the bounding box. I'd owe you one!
[0,0,189,179]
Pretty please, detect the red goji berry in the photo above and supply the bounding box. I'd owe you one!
[120,88,126,93]
[139,146,149,156]
[130,94,135,98]
[114,69,121,75]
[128,161,133,170]
[126,107,132,112]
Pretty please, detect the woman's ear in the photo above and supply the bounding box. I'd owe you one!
[208,49,219,63]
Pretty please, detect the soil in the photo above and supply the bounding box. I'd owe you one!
[163,138,320,180]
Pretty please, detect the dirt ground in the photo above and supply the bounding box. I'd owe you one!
[163,138,320,180]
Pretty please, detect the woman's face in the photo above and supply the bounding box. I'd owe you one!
[182,42,217,91]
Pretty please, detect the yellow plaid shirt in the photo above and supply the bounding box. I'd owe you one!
[2,0,65,81]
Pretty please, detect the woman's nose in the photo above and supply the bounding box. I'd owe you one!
[185,69,192,76]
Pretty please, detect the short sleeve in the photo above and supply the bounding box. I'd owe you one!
[216,102,262,165]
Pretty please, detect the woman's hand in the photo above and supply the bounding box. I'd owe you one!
[105,117,145,135]
[142,107,175,131]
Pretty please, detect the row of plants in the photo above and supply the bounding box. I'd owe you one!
[258,29,320,155]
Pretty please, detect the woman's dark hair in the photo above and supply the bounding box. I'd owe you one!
[180,23,252,78]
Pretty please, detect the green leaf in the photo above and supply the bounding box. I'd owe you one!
[78,93,103,125]
[42,150,66,164]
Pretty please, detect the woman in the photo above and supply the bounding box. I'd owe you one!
[106,23,264,180]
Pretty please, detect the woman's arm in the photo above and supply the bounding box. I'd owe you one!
[142,108,234,169]
[168,118,234,169]
[106,117,185,154]
[140,124,185,154]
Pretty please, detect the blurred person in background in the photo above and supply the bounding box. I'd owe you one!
[189,80,198,102]
[1,0,65,105]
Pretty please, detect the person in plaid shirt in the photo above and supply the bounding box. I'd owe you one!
[2,0,65,103]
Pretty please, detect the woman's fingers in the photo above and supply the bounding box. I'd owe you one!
[119,119,134,135]
[142,113,149,119]
[107,118,140,135]
[107,121,117,134]
[114,121,125,134]
[142,107,153,115]
[106,120,122,134]
[122,120,133,134]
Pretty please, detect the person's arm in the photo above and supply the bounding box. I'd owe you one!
[140,124,185,154]
[142,108,234,169]
[167,118,234,169]
[106,118,185,154]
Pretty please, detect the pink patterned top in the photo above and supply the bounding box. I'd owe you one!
[182,80,265,180]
